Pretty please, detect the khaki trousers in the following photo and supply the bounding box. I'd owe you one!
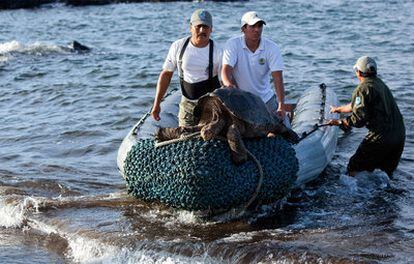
[178,96,199,127]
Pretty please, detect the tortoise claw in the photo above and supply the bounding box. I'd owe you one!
[284,130,300,144]
[201,127,214,140]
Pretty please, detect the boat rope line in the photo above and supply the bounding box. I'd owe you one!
[155,133,264,213]
[154,131,202,148]
[241,147,264,210]
[132,86,179,136]
[212,138,264,214]
[298,123,332,141]
[319,83,327,124]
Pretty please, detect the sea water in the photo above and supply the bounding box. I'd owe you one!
[0,1,413,263]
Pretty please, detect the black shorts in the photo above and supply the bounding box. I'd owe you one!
[347,134,405,177]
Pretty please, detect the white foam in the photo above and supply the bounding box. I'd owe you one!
[0,55,8,63]
[0,40,22,54]
[0,199,25,228]
[358,171,390,189]
[171,210,199,225]
[67,235,119,264]
[0,194,215,264]
[138,208,204,228]
[340,170,390,195]
[219,232,254,243]
[24,41,67,55]
[66,235,212,264]
[339,174,358,193]
[0,40,69,56]
[0,197,42,228]
[26,213,197,264]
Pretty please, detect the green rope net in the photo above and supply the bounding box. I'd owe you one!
[124,137,298,211]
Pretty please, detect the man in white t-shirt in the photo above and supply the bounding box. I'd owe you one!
[151,9,222,126]
[222,11,287,124]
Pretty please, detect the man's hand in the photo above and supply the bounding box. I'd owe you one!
[327,119,342,126]
[328,119,352,132]
[151,104,161,121]
[276,107,286,121]
[330,105,340,113]
[221,64,237,88]
[152,70,173,122]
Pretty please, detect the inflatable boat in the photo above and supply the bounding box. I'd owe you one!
[117,84,339,212]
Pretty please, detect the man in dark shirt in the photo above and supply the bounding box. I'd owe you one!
[328,56,405,177]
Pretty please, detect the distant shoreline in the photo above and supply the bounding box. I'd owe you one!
[0,0,243,10]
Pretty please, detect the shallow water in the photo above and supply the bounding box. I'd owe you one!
[1,1,413,263]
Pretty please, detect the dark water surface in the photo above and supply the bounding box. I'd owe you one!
[1,1,413,263]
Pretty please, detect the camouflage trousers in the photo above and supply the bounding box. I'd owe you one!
[178,96,199,127]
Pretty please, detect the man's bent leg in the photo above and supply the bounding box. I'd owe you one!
[178,96,199,127]
[347,137,386,176]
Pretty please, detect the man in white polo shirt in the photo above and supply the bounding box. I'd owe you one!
[222,11,287,125]
[151,9,222,127]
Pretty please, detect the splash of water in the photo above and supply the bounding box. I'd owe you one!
[0,197,41,228]
[340,170,390,195]
[0,199,25,228]
[0,40,70,56]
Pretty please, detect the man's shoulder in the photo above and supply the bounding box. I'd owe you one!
[171,36,191,47]
[372,76,387,87]
[361,77,380,87]
[357,80,374,93]
[225,35,243,46]
[262,37,280,50]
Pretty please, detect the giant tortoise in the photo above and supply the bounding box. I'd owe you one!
[156,88,300,164]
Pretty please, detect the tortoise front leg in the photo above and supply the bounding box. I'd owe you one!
[201,117,226,140]
[270,123,300,144]
[155,125,202,142]
[226,124,248,165]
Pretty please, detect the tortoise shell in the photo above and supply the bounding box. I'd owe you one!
[196,87,276,125]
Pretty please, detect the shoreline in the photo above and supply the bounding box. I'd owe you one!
[0,0,242,10]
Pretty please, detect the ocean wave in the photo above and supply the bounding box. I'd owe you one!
[0,194,213,264]
[0,40,69,56]
[0,197,40,228]
[0,54,8,63]
[0,40,89,57]
[339,171,391,195]
[0,194,123,229]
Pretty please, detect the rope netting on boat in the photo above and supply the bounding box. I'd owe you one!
[123,136,298,211]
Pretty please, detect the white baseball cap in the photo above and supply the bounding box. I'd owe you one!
[241,11,266,27]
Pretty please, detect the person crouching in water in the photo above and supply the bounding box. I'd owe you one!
[328,56,405,178]
[151,9,222,126]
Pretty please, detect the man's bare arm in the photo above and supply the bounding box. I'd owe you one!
[330,103,352,114]
[151,70,173,121]
[271,70,285,119]
[221,64,236,88]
